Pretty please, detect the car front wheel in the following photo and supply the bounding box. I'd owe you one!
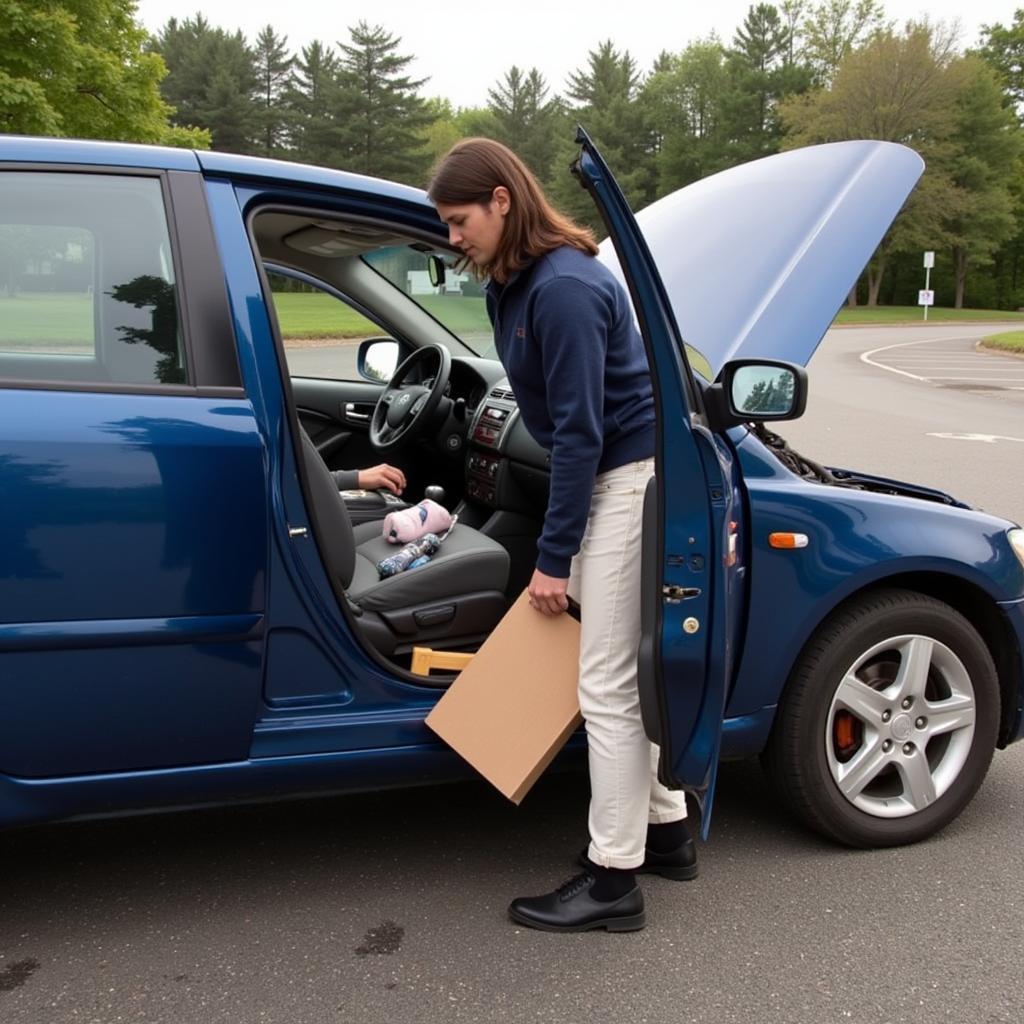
[763,589,1000,847]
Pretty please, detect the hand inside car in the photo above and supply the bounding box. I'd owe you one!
[357,464,407,495]
[528,569,570,616]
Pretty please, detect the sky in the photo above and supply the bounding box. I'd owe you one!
[133,0,1021,108]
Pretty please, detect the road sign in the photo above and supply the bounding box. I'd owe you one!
[918,289,935,306]
[924,251,935,268]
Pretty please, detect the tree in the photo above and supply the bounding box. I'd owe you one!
[284,41,341,165]
[780,22,961,143]
[974,10,1024,308]
[0,0,207,145]
[801,0,888,84]
[487,67,561,180]
[779,0,808,65]
[977,9,1024,121]
[779,22,964,303]
[252,25,293,157]
[153,15,260,153]
[944,57,1023,306]
[335,21,432,184]
[551,40,653,225]
[719,4,813,165]
[640,39,731,193]
[418,98,504,171]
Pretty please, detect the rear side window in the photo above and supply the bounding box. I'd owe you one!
[0,172,187,386]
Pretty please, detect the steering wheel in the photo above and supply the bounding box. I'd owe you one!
[369,343,452,454]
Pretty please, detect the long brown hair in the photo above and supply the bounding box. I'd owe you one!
[427,138,598,283]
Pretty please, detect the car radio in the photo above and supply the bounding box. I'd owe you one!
[466,382,517,505]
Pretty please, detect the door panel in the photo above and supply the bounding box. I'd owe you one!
[0,389,266,776]
[293,376,385,475]
[0,168,267,777]
[573,129,737,832]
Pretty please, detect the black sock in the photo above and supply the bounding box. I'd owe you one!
[586,863,636,902]
[646,819,688,854]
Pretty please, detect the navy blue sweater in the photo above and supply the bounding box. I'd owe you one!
[485,246,655,577]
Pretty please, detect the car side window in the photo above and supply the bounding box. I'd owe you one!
[0,172,187,387]
[265,270,380,381]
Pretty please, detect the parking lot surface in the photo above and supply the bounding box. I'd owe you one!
[1,323,1022,1024]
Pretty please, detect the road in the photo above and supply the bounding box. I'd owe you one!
[777,324,1023,522]
[1,325,1022,1024]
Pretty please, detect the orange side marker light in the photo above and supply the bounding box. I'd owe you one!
[768,532,809,549]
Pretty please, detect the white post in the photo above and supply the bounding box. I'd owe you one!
[922,252,935,321]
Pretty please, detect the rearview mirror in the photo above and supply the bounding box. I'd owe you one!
[428,254,446,289]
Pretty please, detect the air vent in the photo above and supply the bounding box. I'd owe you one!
[489,386,515,401]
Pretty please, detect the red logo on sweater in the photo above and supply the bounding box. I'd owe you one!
[515,327,525,338]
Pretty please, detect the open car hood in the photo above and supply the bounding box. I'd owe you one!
[597,141,924,380]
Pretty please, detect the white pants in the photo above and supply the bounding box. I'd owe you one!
[567,457,688,870]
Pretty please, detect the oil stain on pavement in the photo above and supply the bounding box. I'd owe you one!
[355,921,404,956]
[0,959,40,992]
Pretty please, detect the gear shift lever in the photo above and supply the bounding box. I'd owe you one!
[424,485,446,508]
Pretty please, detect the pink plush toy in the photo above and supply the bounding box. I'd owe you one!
[383,499,452,544]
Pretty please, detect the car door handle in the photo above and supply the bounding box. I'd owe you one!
[662,585,702,603]
[343,402,373,422]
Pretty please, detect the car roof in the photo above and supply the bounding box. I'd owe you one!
[0,136,430,207]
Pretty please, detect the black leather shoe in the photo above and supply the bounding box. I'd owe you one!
[508,872,646,933]
[577,838,698,881]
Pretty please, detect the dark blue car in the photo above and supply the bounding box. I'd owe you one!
[1,131,1021,848]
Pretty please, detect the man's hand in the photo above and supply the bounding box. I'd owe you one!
[528,568,569,616]
[357,463,406,495]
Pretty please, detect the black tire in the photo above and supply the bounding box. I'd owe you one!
[762,588,999,848]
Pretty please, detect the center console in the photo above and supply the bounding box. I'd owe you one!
[461,379,549,599]
[465,382,519,507]
[340,488,408,525]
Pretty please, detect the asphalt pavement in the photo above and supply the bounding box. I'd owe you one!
[1,324,1022,1024]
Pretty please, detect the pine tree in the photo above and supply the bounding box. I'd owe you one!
[253,25,293,157]
[285,40,341,165]
[335,21,432,184]
[551,40,653,226]
[153,16,260,154]
[487,67,561,180]
[720,4,812,164]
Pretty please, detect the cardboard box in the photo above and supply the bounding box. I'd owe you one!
[425,590,582,803]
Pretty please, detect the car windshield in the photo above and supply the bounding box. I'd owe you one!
[362,246,497,359]
[362,243,714,379]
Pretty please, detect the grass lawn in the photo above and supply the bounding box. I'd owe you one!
[834,306,1024,325]
[270,297,1024,337]
[0,293,94,350]
[980,329,1024,353]
[270,291,376,339]
[0,291,493,348]
[271,291,491,341]
[11,292,1023,353]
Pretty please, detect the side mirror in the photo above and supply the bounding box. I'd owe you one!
[706,359,808,430]
[358,337,400,383]
[428,255,446,290]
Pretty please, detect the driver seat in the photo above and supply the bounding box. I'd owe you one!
[299,431,510,657]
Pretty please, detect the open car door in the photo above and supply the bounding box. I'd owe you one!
[572,128,739,835]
